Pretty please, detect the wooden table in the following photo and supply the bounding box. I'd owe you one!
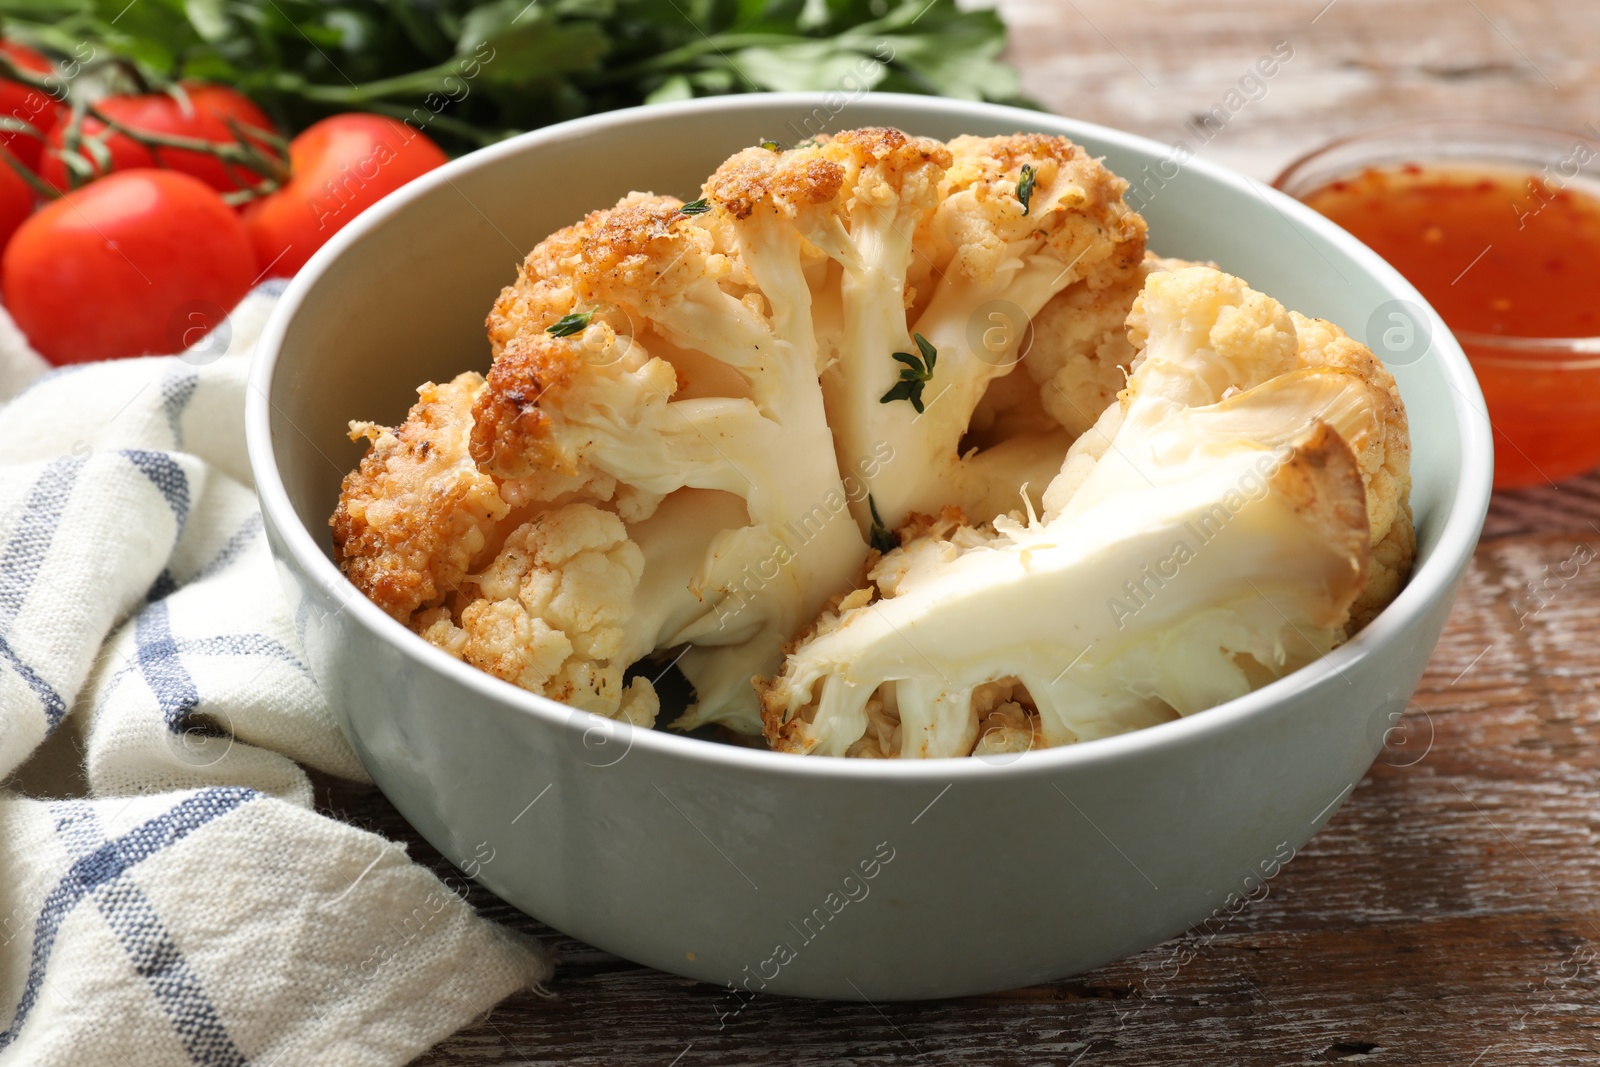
[375,1,1600,1061]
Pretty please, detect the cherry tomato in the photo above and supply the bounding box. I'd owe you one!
[182,82,277,154]
[0,149,34,253]
[243,113,447,278]
[39,90,278,193]
[0,41,57,170]
[3,169,255,363]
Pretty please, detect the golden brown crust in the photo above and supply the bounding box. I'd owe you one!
[706,149,845,220]
[331,372,510,621]
[969,132,1091,174]
[819,127,954,184]
[476,192,702,483]
[1290,312,1415,628]
[934,133,1148,290]
[1359,505,1416,630]
[484,192,691,367]
[469,332,579,480]
[705,128,951,231]
[580,197,698,278]
[759,681,802,751]
[485,202,593,361]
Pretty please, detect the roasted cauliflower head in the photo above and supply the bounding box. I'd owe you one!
[759,266,1413,758]
[332,130,1412,756]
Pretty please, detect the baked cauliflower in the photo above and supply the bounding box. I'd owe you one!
[332,129,1412,756]
[334,129,1147,734]
[759,266,1412,758]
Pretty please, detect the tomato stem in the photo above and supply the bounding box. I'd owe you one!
[0,52,292,196]
[79,104,292,185]
[0,144,59,199]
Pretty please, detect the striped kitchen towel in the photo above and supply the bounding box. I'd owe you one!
[0,286,551,1066]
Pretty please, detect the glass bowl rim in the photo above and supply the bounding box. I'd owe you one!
[1272,118,1600,358]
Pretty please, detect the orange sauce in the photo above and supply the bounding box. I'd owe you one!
[1303,165,1600,488]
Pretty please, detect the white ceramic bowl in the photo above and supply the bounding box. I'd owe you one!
[247,93,1492,1000]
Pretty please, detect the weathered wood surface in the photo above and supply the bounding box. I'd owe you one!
[379,2,1600,1062]
[1001,0,1600,183]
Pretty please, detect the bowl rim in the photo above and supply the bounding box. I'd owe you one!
[246,91,1495,782]
[1271,116,1600,189]
[1272,117,1600,354]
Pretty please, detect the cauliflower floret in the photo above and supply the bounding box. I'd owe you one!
[344,182,873,734]
[970,679,1047,757]
[331,372,510,620]
[1023,253,1203,437]
[794,130,1148,533]
[417,503,659,727]
[760,266,1392,758]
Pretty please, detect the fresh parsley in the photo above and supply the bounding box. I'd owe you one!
[1017,163,1038,215]
[759,139,784,152]
[678,198,712,215]
[546,310,594,337]
[0,1,1034,156]
[867,496,898,554]
[879,333,937,414]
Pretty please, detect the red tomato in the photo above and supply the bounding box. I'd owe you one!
[243,114,447,278]
[39,90,279,193]
[0,41,57,170]
[3,169,255,363]
[0,149,34,252]
[182,82,277,153]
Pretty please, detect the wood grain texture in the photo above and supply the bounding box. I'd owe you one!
[1001,0,1600,181]
[373,2,1600,1061]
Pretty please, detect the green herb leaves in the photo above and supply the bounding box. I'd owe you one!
[880,333,937,414]
[1017,163,1038,215]
[0,0,1034,156]
[868,496,898,554]
[546,310,594,337]
[678,198,712,216]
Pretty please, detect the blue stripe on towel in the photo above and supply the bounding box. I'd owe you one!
[0,788,259,1055]
[0,457,84,628]
[147,569,181,603]
[190,514,264,583]
[51,805,248,1067]
[135,601,201,732]
[121,450,190,535]
[0,632,66,728]
[159,369,200,448]
[99,629,311,707]
[0,457,83,728]
[179,634,308,675]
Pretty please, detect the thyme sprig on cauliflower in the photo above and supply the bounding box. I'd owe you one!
[331,129,1412,758]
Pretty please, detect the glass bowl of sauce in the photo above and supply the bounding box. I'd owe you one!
[1275,120,1600,489]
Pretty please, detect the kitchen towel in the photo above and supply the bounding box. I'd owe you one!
[0,285,551,1066]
